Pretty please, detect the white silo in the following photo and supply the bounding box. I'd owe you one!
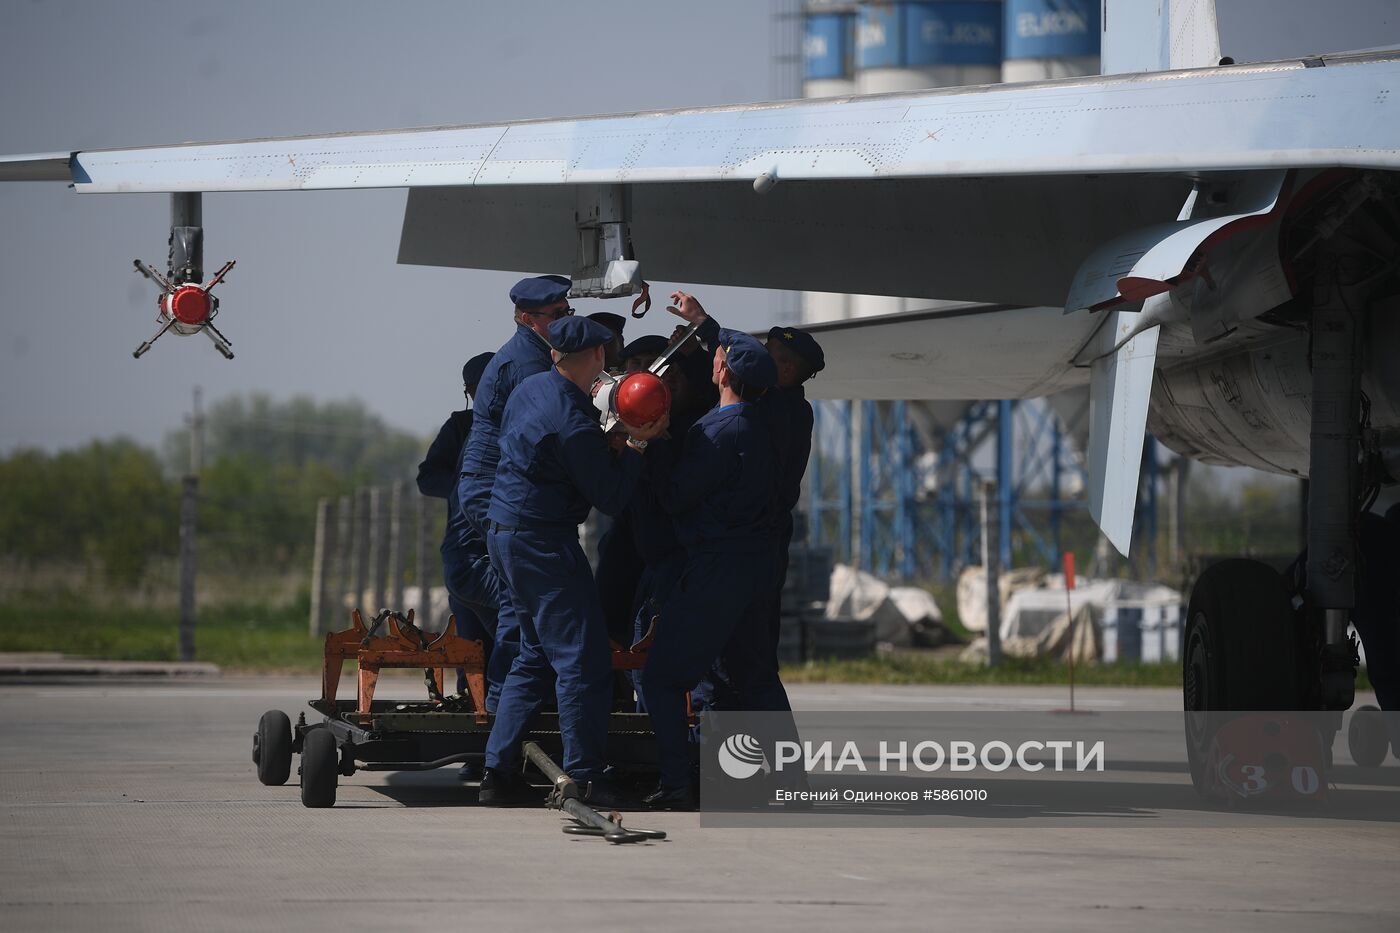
[850,0,1003,318]
[1001,0,1099,83]
[802,3,857,322]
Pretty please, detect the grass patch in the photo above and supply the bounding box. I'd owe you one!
[0,599,1377,691]
[782,651,1184,687]
[0,599,323,672]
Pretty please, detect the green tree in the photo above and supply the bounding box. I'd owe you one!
[163,393,424,486]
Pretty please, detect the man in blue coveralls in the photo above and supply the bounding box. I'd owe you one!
[478,316,668,808]
[417,350,495,781]
[417,351,497,669]
[639,292,791,810]
[760,326,825,644]
[458,275,573,710]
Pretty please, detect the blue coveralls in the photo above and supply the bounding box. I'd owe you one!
[1354,510,1400,749]
[416,410,497,692]
[483,369,645,783]
[457,324,554,707]
[758,384,815,644]
[639,401,791,792]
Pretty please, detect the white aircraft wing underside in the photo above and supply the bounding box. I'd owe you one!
[4,51,1399,193]
[779,304,1093,402]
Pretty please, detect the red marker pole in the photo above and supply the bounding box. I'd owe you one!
[1063,551,1076,714]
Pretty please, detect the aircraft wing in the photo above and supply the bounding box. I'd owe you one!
[6,49,1395,311]
[6,50,1398,194]
[5,43,1398,557]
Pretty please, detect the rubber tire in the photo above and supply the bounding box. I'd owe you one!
[1183,559,1304,796]
[255,710,292,786]
[300,728,339,808]
[1348,705,1391,767]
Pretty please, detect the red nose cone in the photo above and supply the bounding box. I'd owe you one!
[615,371,671,426]
[169,285,211,325]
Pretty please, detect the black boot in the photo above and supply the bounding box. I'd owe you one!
[643,784,697,811]
[477,767,537,807]
[580,779,633,811]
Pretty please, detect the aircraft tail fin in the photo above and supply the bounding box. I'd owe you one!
[1086,310,1160,556]
[1101,0,1221,74]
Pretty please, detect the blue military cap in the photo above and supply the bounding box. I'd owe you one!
[621,334,670,362]
[462,351,493,388]
[548,315,616,354]
[509,274,572,309]
[717,328,778,389]
[767,325,825,374]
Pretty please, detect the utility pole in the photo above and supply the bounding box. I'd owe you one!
[416,493,433,628]
[178,386,203,662]
[980,480,1002,667]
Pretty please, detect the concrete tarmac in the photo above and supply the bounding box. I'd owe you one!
[1,677,1397,932]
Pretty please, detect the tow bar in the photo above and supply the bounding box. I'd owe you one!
[522,742,667,845]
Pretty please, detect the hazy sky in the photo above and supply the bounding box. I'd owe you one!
[2,0,1398,452]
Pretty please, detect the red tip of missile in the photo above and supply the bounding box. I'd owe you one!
[615,371,671,426]
[169,285,211,325]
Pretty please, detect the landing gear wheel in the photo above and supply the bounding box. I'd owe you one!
[254,710,292,786]
[1348,705,1391,767]
[1183,559,1303,796]
[300,728,338,808]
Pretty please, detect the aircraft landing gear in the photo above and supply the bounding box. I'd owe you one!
[1183,218,1388,795]
[1183,559,1304,793]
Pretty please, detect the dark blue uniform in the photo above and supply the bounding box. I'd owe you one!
[484,369,644,783]
[1355,510,1400,752]
[417,411,497,690]
[639,400,791,792]
[758,384,815,643]
[457,324,554,707]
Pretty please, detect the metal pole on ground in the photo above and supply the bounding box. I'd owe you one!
[521,742,665,844]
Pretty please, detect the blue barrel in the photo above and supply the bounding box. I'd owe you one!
[905,1,1003,67]
[1003,0,1100,61]
[857,1,1003,69]
[804,11,856,82]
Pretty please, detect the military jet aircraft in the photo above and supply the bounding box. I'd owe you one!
[4,0,1398,789]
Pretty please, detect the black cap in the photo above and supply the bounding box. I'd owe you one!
[767,325,825,374]
[586,311,627,337]
[462,351,493,388]
[621,334,670,362]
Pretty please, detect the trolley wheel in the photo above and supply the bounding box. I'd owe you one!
[254,710,292,786]
[1349,705,1391,767]
[300,728,339,808]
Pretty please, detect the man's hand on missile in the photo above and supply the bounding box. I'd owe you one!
[623,413,670,445]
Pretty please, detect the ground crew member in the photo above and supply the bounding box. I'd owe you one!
[479,316,667,808]
[639,296,790,810]
[624,332,720,706]
[458,275,574,709]
[417,351,496,781]
[586,311,627,373]
[416,351,497,673]
[761,326,825,644]
[593,334,677,655]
